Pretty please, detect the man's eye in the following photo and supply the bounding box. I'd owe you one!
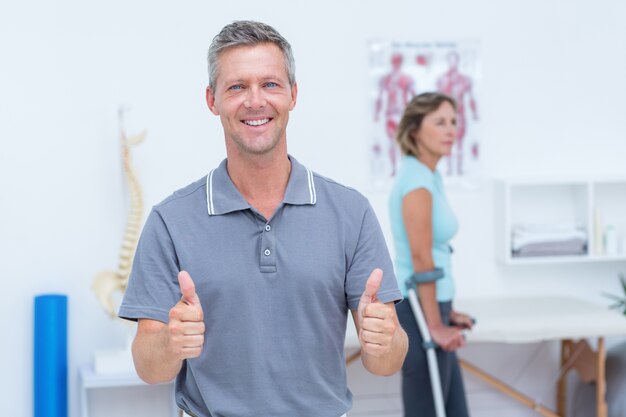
[265,82,278,88]
[229,85,243,91]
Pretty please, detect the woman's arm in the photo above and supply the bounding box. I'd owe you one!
[402,189,465,351]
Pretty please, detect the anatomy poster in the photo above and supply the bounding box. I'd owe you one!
[369,41,481,186]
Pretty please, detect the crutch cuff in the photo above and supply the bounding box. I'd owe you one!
[422,341,438,350]
[405,268,444,290]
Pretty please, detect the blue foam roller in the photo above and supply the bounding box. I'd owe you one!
[34,294,68,417]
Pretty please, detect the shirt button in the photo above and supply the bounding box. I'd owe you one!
[265,224,271,232]
[264,249,271,256]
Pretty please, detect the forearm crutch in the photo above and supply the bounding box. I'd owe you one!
[406,269,446,417]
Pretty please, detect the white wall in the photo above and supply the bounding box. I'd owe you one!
[3,1,626,416]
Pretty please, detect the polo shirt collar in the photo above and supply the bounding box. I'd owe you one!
[206,155,317,216]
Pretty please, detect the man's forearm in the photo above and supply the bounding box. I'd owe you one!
[362,325,408,376]
[132,325,183,384]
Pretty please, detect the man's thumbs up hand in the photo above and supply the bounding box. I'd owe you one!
[359,268,382,306]
[357,268,399,358]
[165,271,205,360]
[178,270,201,307]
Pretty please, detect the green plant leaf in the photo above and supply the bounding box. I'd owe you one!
[602,274,626,316]
[603,292,624,301]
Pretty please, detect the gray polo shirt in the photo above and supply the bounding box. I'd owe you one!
[119,156,401,417]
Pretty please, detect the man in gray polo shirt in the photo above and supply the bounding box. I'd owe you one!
[119,20,408,417]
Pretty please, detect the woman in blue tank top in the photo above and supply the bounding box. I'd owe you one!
[389,92,473,417]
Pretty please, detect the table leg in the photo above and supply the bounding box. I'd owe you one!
[345,348,361,366]
[459,359,561,417]
[596,337,607,417]
[558,340,572,417]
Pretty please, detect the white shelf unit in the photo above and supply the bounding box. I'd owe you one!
[495,178,626,265]
[79,364,178,417]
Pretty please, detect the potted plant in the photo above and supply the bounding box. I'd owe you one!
[604,273,626,315]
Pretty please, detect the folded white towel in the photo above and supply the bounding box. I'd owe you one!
[512,223,587,250]
[512,238,587,257]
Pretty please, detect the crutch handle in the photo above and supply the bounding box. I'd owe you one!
[423,329,470,351]
[405,268,444,290]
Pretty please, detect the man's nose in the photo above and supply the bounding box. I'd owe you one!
[244,87,266,109]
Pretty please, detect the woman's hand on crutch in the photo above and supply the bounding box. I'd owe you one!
[429,324,465,352]
[449,310,474,330]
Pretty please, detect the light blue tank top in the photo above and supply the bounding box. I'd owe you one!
[388,156,458,301]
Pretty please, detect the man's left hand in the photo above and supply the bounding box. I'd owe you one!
[357,268,399,358]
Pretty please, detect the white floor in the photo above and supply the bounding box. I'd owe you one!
[347,341,568,417]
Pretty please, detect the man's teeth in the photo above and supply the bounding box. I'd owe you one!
[244,118,270,126]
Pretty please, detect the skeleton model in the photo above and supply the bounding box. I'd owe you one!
[92,109,146,317]
[374,52,416,177]
[436,51,478,176]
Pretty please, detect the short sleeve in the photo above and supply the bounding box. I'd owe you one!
[399,165,435,198]
[345,203,402,310]
[118,208,181,323]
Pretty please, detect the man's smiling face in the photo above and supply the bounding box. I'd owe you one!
[206,43,298,156]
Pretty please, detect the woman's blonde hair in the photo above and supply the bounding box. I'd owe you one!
[395,92,456,157]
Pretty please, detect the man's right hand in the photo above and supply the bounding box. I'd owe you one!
[165,271,205,360]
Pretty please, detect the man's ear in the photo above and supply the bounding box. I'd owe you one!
[289,82,298,111]
[206,86,219,115]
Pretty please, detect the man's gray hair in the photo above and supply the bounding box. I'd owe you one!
[207,20,296,90]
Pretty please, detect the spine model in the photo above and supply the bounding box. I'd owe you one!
[92,108,146,317]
